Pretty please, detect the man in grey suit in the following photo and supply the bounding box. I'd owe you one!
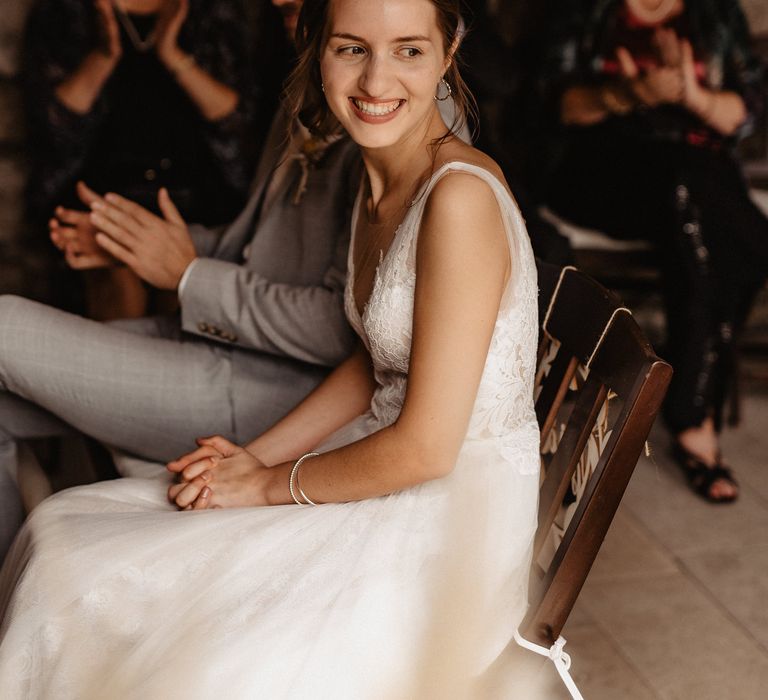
[0,89,361,560]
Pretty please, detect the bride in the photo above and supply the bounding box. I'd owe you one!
[0,0,540,697]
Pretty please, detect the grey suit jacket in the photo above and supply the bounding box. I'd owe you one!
[176,108,362,430]
[180,108,361,368]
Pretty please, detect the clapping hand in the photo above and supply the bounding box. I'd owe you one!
[679,38,710,115]
[167,436,271,510]
[616,27,685,107]
[94,0,122,62]
[155,0,190,69]
[88,187,196,289]
[50,181,116,269]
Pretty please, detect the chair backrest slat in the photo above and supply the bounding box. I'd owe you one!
[522,262,673,648]
[535,351,580,446]
[534,374,609,561]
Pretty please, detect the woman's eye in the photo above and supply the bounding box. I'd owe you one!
[399,47,422,58]
[338,45,366,56]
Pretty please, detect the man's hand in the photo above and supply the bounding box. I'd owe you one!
[50,181,115,269]
[89,187,196,290]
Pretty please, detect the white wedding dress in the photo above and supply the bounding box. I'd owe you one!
[0,162,540,699]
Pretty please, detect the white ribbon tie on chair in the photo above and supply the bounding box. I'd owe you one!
[514,630,585,700]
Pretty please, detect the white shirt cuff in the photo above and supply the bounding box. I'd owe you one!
[177,258,199,300]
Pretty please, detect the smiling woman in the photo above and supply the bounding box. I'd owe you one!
[0,1,540,698]
[286,0,474,143]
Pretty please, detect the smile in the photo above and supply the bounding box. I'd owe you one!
[349,98,404,122]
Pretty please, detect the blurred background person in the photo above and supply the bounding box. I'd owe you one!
[535,0,767,502]
[24,0,257,319]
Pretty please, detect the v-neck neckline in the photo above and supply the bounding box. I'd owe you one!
[347,161,496,322]
[348,180,414,321]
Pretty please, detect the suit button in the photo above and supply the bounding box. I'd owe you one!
[197,321,209,333]
[210,327,223,337]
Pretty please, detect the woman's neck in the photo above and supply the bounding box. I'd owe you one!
[360,107,449,213]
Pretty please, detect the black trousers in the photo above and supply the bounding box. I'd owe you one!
[546,131,768,433]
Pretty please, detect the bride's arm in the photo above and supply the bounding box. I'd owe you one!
[168,341,375,472]
[173,172,511,508]
[245,343,376,465]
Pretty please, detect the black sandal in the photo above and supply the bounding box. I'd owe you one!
[672,442,739,504]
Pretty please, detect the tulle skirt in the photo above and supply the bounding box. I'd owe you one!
[0,418,538,699]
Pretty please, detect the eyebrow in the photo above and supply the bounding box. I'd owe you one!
[329,33,432,43]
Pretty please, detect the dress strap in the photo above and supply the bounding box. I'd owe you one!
[405,161,533,309]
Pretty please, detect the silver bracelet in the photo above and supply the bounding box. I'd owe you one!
[289,452,320,505]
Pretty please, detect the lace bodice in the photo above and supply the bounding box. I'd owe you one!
[345,162,539,472]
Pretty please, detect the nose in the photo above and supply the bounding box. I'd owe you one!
[358,54,391,97]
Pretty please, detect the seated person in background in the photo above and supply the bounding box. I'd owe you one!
[536,0,767,503]
[23,0,257,320]
[0,0,360,564]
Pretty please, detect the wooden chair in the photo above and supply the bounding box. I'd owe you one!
[514,262,672,696]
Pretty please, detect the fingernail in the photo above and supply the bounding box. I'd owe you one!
[91,200,104,211]
[201,487,211,498]
[105,193,117,202]
[201,471,211,482]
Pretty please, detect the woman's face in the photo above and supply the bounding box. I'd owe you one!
[320,0,448,151]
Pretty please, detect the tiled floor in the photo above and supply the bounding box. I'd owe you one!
[489,390,768,699]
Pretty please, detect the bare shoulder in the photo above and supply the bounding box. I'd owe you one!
[420,144,510,265]
[432,141,508,190]
[424,144,507,227]
[425,143,508,218]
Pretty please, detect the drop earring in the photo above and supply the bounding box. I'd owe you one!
[434,77,452,102]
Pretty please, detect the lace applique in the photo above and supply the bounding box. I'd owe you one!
[345,162,540,475]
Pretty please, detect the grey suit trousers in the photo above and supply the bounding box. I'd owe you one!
[0,295,328,560]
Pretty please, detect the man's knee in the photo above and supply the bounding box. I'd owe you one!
[0,295,48,354]
[0,296,50,386]
[0,294,33,325]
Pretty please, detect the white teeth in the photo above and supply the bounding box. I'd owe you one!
[352,99,401,116]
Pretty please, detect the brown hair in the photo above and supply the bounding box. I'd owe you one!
[283,0,477,141]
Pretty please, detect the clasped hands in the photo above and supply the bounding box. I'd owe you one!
[166,436,272,510]
[49,180,196,290]
[613,27,708,112]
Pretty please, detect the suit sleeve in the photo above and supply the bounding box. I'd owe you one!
[178,229,355,367]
